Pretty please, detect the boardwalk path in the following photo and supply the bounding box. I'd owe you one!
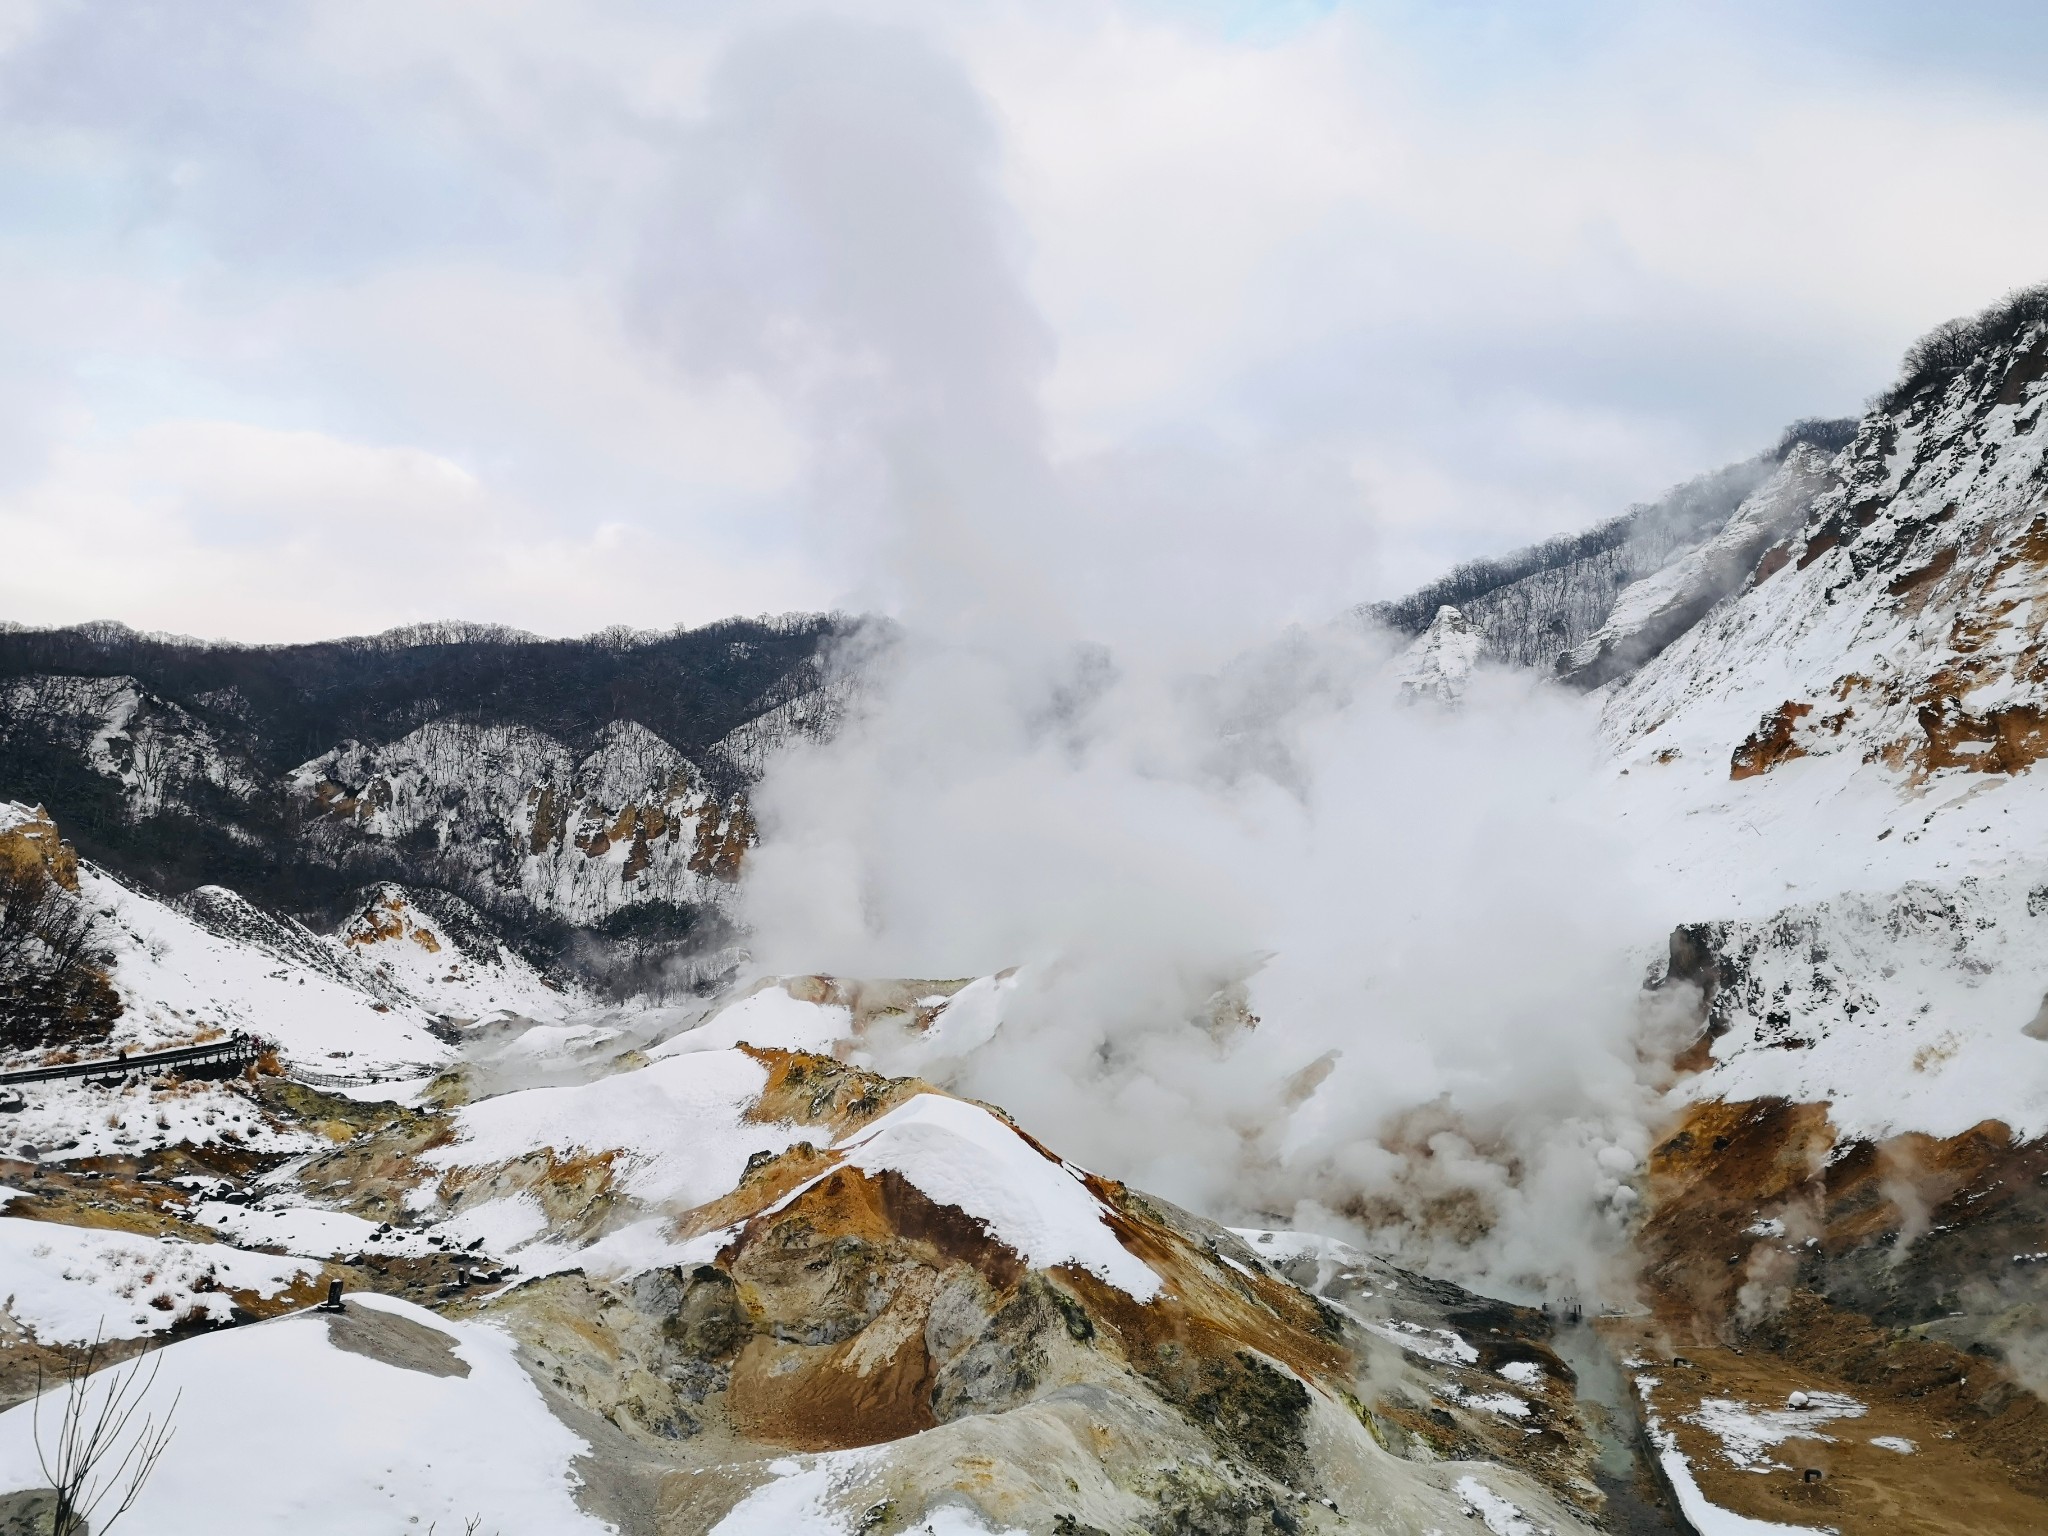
[0,1032,265,1086]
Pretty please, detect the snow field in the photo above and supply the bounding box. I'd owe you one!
[0,1294,609,1536]
[1,1076,320,1164]
[0,1214,318,1341]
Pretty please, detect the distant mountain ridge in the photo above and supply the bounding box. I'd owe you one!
[0,615,849,992]
[1367,416,1857,676]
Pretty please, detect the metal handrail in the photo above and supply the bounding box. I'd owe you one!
[0,1031,267,1085]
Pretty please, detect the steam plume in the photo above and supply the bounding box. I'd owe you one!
[648,17,1680,1301]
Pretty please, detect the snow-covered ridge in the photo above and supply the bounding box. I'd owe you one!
[702,674,856,785]
[1560,446,1834,689]
[1368,446,1799,671]
[337,883,572,1021]
[1391,604,1484,704]
[839,1091,1161,1299]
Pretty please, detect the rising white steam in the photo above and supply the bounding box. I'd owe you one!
[647,18,1682,1301]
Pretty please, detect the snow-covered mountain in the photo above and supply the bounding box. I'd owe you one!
[5,288,2048,1533]
[0,616,846,991]
[1368,285,2048,1532]
[1366,417,1855,674]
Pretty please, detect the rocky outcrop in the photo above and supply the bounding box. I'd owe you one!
[0,801,120,1048]
[288,718,761,932]
[1609,1094,2048,1530]
[0,801,78,892]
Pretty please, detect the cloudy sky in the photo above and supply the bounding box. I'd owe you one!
[2,0,2045,643]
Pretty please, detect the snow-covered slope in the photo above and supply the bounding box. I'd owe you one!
[84,866,452,1076]
[1605,301,2048,855]
[1657,866,2048,1140]
[1560,446,1833,690]
[1584,298,2048,1119]
[0,1295,611,1536]
[0,674,262,819]
[337,884,572,1022]
[0,798,548,1073]
[0,1205,319,1340]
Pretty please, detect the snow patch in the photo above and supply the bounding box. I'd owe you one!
[1366,1319,1479,1366]
[1453,1476,1539,1535]
[0,1295,607,1535]
[1687,1392,1865,1472]
[839,1093,1160,1301]
[0,1217,316,1341]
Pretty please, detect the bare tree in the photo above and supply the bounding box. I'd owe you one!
[33,1331,179,1536]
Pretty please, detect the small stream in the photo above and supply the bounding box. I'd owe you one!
[1549,1322,1695,1536]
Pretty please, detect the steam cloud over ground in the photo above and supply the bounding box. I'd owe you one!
[658,19,1696,1302]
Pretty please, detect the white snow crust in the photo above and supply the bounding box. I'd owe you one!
[0,1216,317,1341]
[0,1295,609,1535]
[839,1092,1160,1301]
[649,985,852,1059]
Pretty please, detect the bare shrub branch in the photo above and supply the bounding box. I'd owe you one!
[32,1328,179,1536]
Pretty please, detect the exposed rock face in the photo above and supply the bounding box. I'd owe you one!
[0,802,78,893]
[1614,850,2048,1530]
[0,800,120,1046]
[290,719,756,929]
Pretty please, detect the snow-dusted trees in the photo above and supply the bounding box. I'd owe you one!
[0,846,120,1050]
